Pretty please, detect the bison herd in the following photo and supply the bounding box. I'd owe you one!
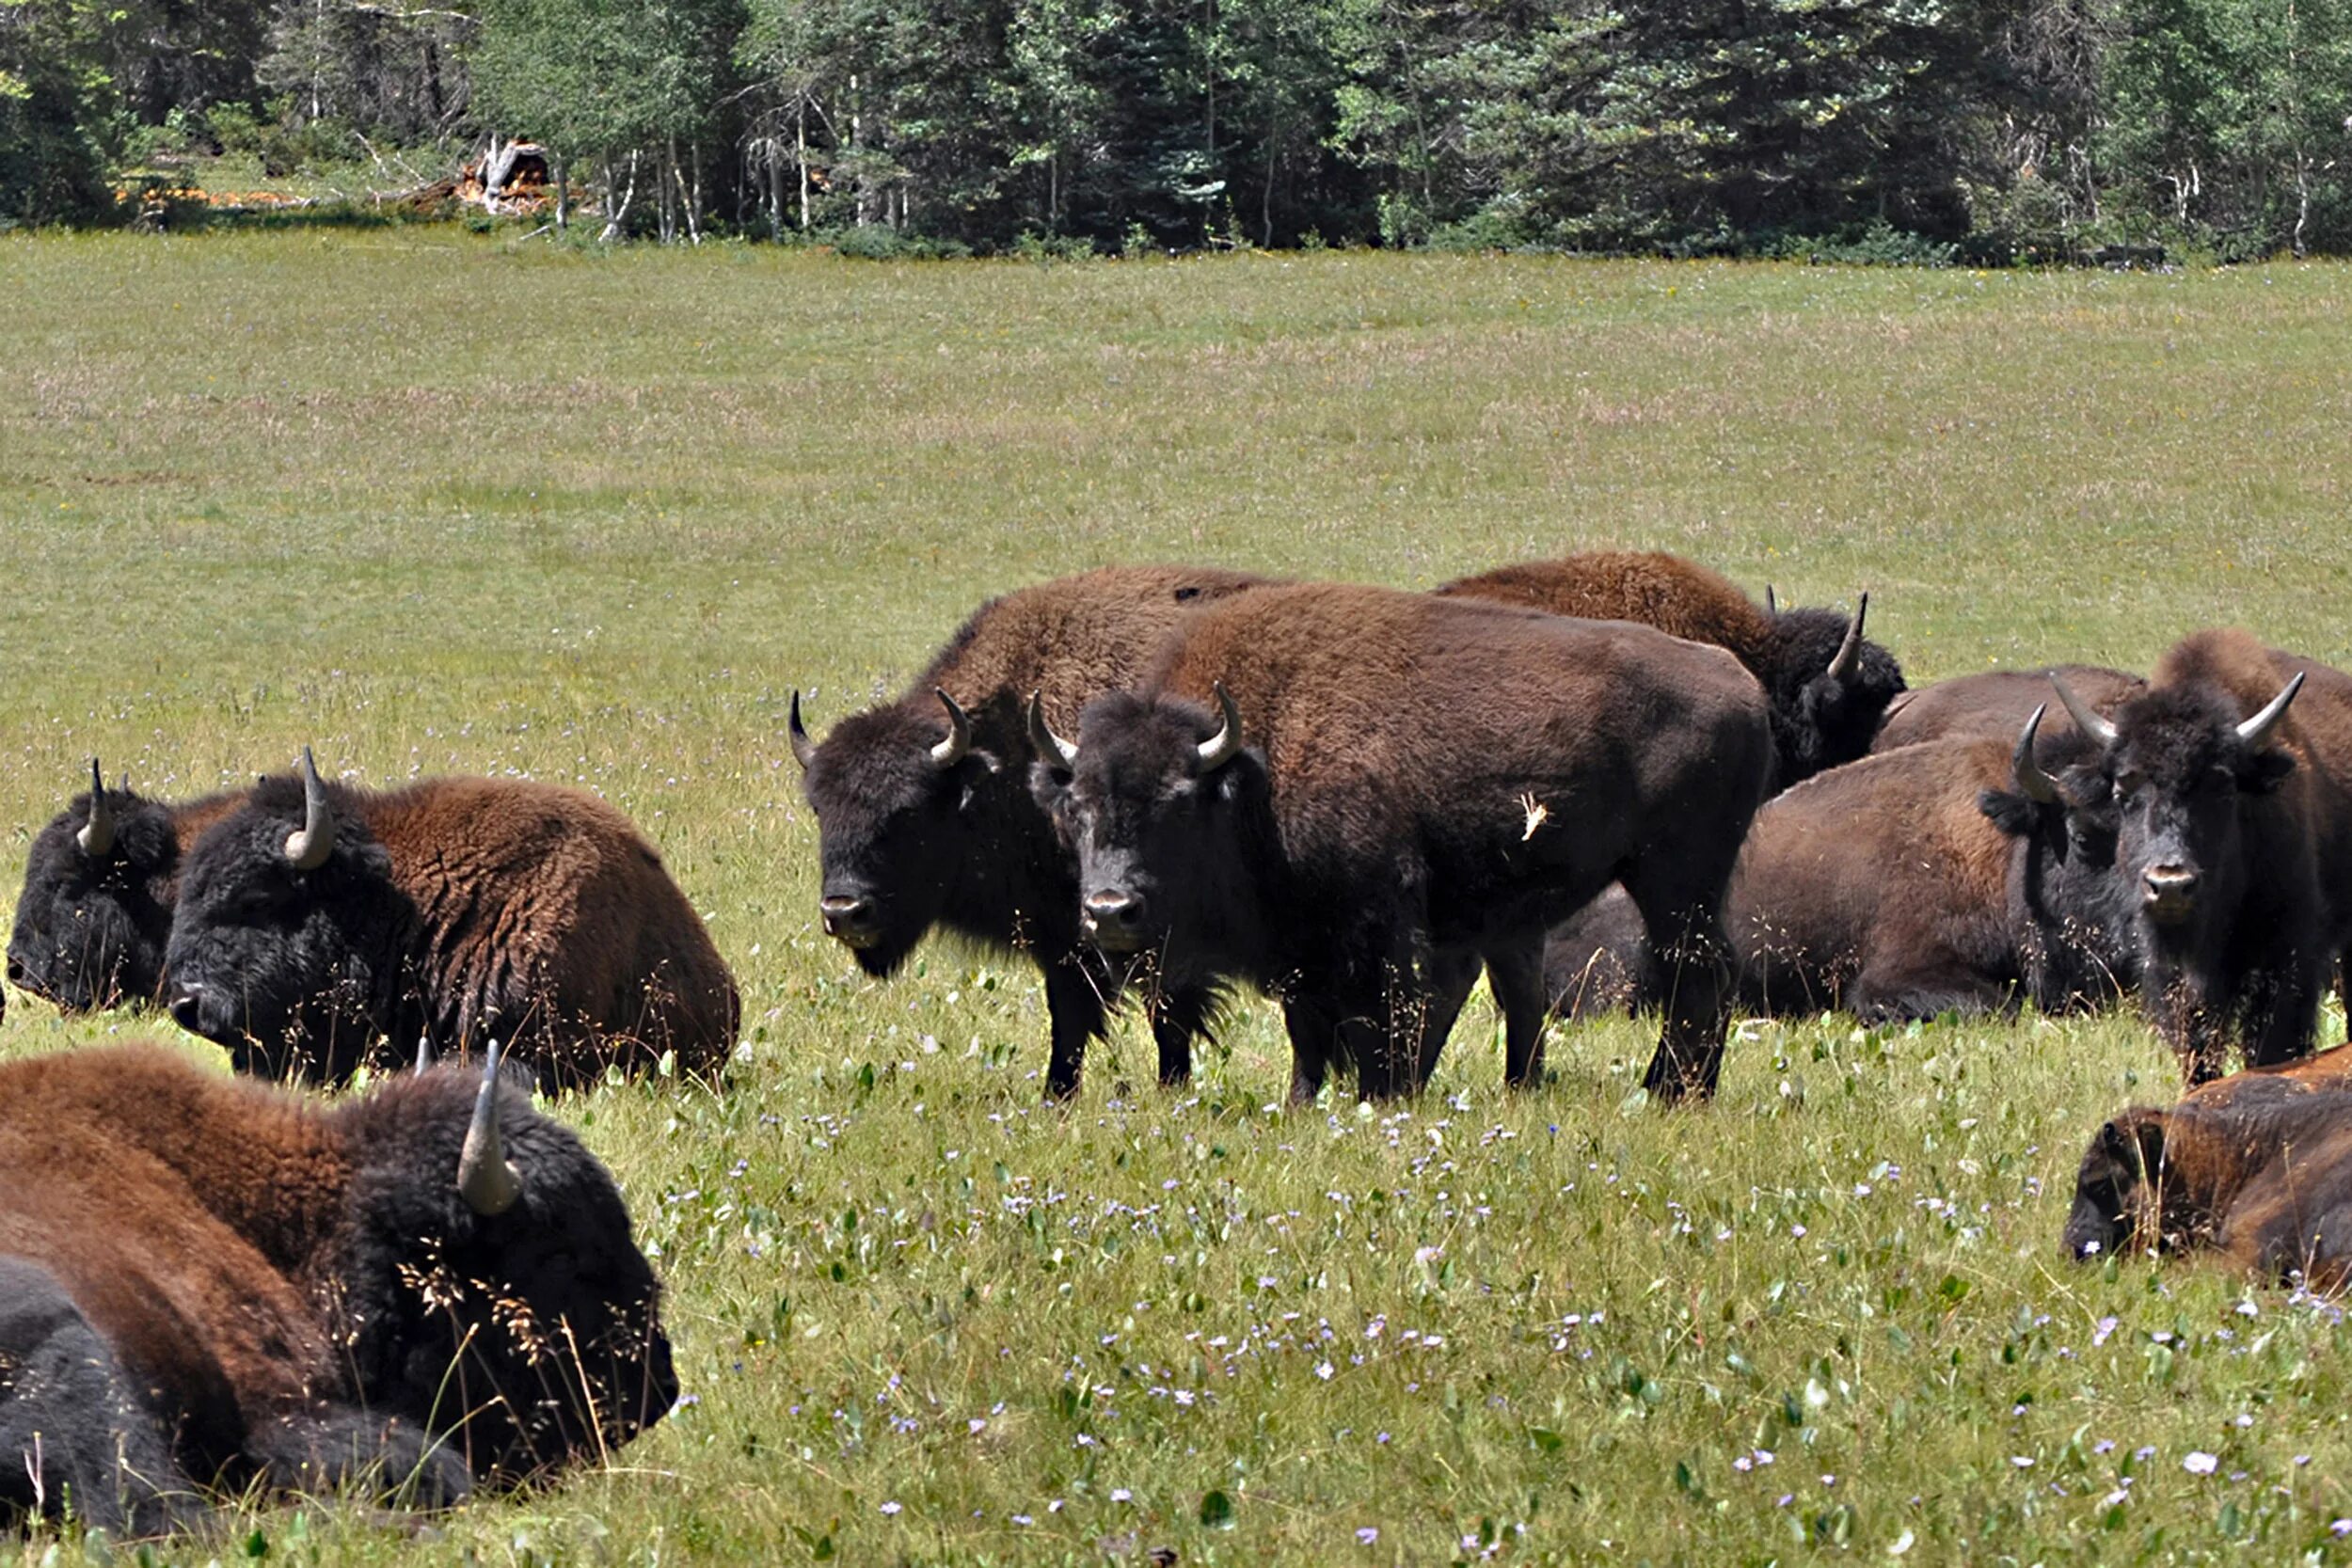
[7,546,2352,1535]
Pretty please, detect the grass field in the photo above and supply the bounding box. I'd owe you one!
[8,230,2352,1564]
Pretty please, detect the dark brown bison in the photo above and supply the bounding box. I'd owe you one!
[1030,583,1773,1103]
[1543,707,2135,1022]
[163,752,739,1085]
[2063,1048,2352,1280]
[2042,630,2347,1084]
[8,764,246,1016]
[1871,665,2145,752]
[1434,550,1902,784]
[790,565,1268,1098]
[0,1041,675,1533]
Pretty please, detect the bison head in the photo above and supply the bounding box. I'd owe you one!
[2062,1108,2169,1259]
[1027,686,1268,982]
[8,762,180,1014]
[1759,595,1907,782]
[164,752,404,1080]
[335,1042,677,1482]
[1976,706,2137,1010]
[790,689,1000,976]
[2053,673,2300,942]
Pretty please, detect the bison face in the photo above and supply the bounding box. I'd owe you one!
[1031,691,1267,980]
[794,698,1001,978]
[8,785,181,1015]
[1763,607,1907,782]
[2063,1112,2167,1259]
[342,1068,677,1483]
[1978,709,2137,1009]
[164,775,401,1080]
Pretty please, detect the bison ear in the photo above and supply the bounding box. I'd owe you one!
[2104,1111,2165,1182]
[1977,787,2038,838]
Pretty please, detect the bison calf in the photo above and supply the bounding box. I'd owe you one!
[164,752,739,1085]
[0,1041,675,1532]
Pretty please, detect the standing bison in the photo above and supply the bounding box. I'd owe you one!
[8,763,246,1015]
[163,751,739,1085]
[0,1040,675,1533]
[1435,550,1903,784]
[1030,583,1773,1102]
[790,564,1267,1098]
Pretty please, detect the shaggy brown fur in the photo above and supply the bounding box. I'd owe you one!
[165,774,739,1085]
[1872,665,2146,752]
[0,1042,673,1531]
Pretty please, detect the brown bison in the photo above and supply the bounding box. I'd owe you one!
[1435,550,1902,784]
[1030,583,1773,1102]
[2063,1048,2352,1281]
[8,763,246,1015]
[163,752,739,1085]
[0,1040,675,1533]
[1871,665,2144,752]
[790,565,1268,1098]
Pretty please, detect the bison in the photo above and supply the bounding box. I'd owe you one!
[790,565,1268,1098]
[2042,630,2341,1084]
[1029,583,1773,1103]
[162,751,739,1085]
[2062,1049,2352,1280]
[1871,665,2144,753]
[8,763,246,1016]
[0,1040,675,1533]
[1434,550,1903,784]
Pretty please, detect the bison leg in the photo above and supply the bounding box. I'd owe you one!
[245,1407,473,1509]
[1482,939,1550,1089]
[1409,950,1484,1089]
[2241,956,2322,1069]
[1623,877,1735,1104]
[1041,956,1115,1100]
[1280,994,1338,1103]
[1146,982,1219,1087]
[0,1259,194,1535]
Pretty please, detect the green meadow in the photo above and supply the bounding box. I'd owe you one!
[7,230,2352,1564]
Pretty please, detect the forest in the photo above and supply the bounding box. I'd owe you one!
[5,0,2351,260]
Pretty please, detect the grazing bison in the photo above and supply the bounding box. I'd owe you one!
[8,763,246,1016]
[1871,665,2145,753]
[1030,583,1773,1102]
[790,565,1268,1098]
[2062,1050,2352,1279]
[1435,550,1902,784]
[0,1041,675,1533]
[163,752,739,1085]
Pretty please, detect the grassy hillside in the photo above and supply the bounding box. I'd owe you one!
[6,231,2352,1564]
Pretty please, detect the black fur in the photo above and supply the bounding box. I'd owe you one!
[1758,609,1908,783]
[7,786,199,1014]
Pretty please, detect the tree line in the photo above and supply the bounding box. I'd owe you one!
[7,0,2351,260]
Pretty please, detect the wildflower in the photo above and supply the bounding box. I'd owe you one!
[2184,1452,2218,1475]
[2011,1456,2034,1468]
[1112,1488,1132,1503]
[1358,1528,1380,1544]
[2332,1519,2352,1537]
[1012,1513,1034,1527]
[2092,1316,2119,1347]
[1316,1362,1335,1381]
[2135,1446,2157,1461]
[969,1418,987,1434]
[880,1501,902,1516]
[2093,1439,2116,1455]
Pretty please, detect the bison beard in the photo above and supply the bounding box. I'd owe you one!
[1033,584,1773,1103]
[163,756,739,1086]
[0,1043,675,1533]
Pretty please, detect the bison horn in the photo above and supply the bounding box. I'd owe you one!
[2236,671,2305,749]
[1823,593,1868,682]
[2012,705,2061,805]
[787,691,818,772]
[930,688,974,768]
[2050,673,2121,748]
[1027,689,1078,772]
[415,1035,434,1076]
[1197,683,1245,771]
[76,758,116,858]
[1764,583,1778,616]
[457,1038,523,1216]
[283,747,336,871]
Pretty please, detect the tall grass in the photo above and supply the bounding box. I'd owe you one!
[6,231,2352,1563]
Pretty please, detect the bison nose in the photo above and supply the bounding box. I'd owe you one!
[168,982,205,1036]
[819,894,881,948]
[4,954,24,987]
[2143,864,2200,923]
[1082,891,1148,951]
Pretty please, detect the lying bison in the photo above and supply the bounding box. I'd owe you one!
[1435,550,1902,784]
[2063,1050,2352,1280]
[8,763,246,1015]
[164,751,739,1085]
[1871,665,2144,753]
[1031,583,1772,1102]
[791,565,1267,1098]
[0,1040,675,1533]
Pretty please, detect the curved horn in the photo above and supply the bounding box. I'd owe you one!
[76,758,116,858]
[788,691,818,771]
[1764,584,1778,616]
[2236,671,2306,749]
[1026,689,1077,771]
[2050,673,2121,748]
[930,688,974,768]
[457,1038,523,1216]
[1823,593,1868,682]
[283,747,336,871]
[1196,683,1245,771]
[415,1034,435,1077]
[2012,704,2060,805]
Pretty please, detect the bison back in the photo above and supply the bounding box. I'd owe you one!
[1871,666,2144,753]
